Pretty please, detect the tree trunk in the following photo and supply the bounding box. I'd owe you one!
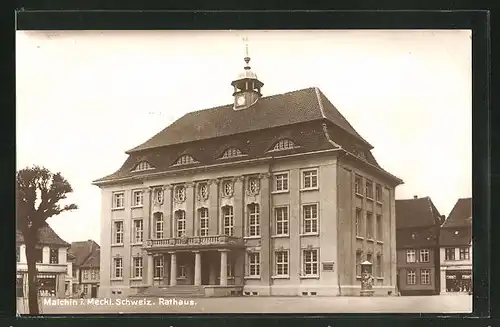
[25,241,39,315]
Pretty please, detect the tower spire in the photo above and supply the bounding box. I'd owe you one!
[243,36,251,69]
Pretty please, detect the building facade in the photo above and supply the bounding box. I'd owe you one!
[16,224,69,299]
[68,240,101,298]
[395,196,444,296]
[93,52,402,297]
[439,198,472,294]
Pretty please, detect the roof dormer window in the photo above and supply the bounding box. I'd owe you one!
[270,139,297,152]
[132,161,154,172]
[173,154,199,166]
[221,147,245,159]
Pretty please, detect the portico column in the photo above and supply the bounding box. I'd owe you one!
[147,254,154,286]
[219,249,228,286]
[194,251,201,286]
[169,252,177,286]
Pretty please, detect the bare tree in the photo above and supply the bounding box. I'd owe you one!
[16,166,78,315]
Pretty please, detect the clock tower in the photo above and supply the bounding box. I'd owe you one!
[231,42,264,110]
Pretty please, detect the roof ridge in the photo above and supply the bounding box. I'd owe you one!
[314,87,327,119]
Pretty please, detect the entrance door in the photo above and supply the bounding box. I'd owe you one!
[91,285,97,298]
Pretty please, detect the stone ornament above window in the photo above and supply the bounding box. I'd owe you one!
[352,147,366,160]
[246,177,260,196]
[154,187,164,205]
[221,180,234,198]
[197,182,209,201]
[173,185,186,203]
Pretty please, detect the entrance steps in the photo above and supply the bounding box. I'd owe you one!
[133,285,205,298]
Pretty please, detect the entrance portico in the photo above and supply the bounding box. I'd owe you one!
[144,235,244,289]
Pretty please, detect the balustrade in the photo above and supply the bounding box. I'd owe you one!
[146,235,243,249]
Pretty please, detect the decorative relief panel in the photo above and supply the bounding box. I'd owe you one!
[246,176,260,196]
[173,185,186,204]
[221,179,234,198]
[197,182,209,201]
[153,187,165,205]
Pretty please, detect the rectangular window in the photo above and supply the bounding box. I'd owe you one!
[176,211,186,237]
[420,269,430,285]
[407,269,416,285]
[16,246,20,262]
[113,258,123,278]
[155,213,164,239]
[91,270,97,280]
[365,180,374,199]
[275,251,289,276]
[375,184,383,202]
[199,208,209,237]
[133,257,143,278]
[302,169,318,189]
[302,249,319,276]
[113,192,125,209]
[406,249,416,263]
[154,256,164,278]
[222,206,234,236]
[376,214,383,240]
[459,247,470,260]
[35,247,43,263]
[445,247,455,261]
[49,248,59,264]
[248,252,260,277]
[303,204,319,234]
[366,212,373,239]
[356,251,362,276]
[274,173,289,192]
[355,208,361,237]
[83,269,89,280]
[133,219,143,243]
[248,204,260,237]
[419,249,430,263]
[275,207,289,236]
[376,254,383,277]
[354,175,362,195]
[132,190,143,207]
[227,261,234,278]
[114,221,124,245]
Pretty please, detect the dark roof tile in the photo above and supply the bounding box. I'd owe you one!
[16,223,69,247]
[396,197,442,229]
[68,240,100,267]
[442,198,472,228]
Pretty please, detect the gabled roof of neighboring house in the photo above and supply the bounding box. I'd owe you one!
[395,196,443,229]
[81,248,100,269]
[68,240,100,267]
[440,198,472,246]
[127,87,371,153]
[442,197,472,228]
[93,87,402,186]
[16,223,69,247]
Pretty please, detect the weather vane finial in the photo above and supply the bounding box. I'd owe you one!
[242,36,251,68]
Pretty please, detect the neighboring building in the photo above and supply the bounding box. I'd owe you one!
[439,198,472,294]
[395,196,444,296]
[68,240,101,298]
[92,50,403,298]
[16,223,69,298]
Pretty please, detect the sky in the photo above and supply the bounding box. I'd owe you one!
[16,30,472,244]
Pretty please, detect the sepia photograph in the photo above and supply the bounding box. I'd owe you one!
[16,29,472,315]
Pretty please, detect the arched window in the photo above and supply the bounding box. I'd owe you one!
[173,154,198,166]
[221,147,244,159]
[272,139,296,151]
[132,161,153,172]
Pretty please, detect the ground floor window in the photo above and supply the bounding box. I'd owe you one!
[406,269,416,285]
[302,249,319,276]
[154,256,164,279]
[16,277,23,297]
[275,251,289,277]
[37,274,57,297]
[446,270,472,292]
[420,269,431,285]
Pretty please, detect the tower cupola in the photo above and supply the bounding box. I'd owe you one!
[231,39,264,110]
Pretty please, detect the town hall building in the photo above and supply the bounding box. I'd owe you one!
[93,49,403,297]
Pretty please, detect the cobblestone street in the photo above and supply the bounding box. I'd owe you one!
[17,295,472,315]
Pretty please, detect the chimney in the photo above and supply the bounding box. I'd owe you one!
[413,195,418,199]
